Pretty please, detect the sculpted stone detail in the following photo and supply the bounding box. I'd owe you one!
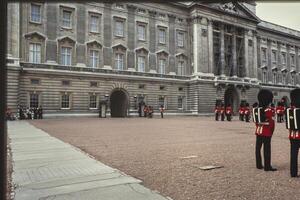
[219,3,237,14]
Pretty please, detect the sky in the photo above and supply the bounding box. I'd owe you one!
[256,2,300,31]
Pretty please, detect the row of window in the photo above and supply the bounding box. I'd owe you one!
[30,4,185,47]
[29,93,185,110]
[261,48,299,67]
[261,70,297,85]
[29,43,187,75]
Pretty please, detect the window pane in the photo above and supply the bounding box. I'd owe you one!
[138,56,145,72]
[90,50,99,68]
[30,93,39,108]
[115,21,124,36]
[90,16,99,32]
[138,25,145,40]
[62,10,71,27]
[159,29,165,43]
[89,95,97,108]
[177,32,184,47]
[159,59,165,74]
[61,47,72,66]
[31,4,41,22]
[115,53,123,70]
[61,94,70,108]
[178,97,183,109]
[29,43,41,63]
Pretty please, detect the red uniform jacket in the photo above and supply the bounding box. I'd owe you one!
[255,107,275,137]
[271,107,276,116]
[215,106,221,113]
[226,106,232,115]
[244,107,250,115]
[239,107,244,115]
[220,106,225,114]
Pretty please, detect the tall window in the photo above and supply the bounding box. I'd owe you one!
[115,53,124,70]
[31,4,41,23]
[282,73,287,85]
[178,97,183,109]
[89,94,97,109]
[90,15,99,33]
[261,48,267,62]
[177,32,184,47]
[158,59,166,74]
[158,96,166,108]
[262,71,267,83]
[61,47,72,66]
[137,24,146,41]
[281,53,286,65]
[158,28,166,44]
[137,56,145,72]
[29,93,39,108]
[61,94,70,109]
[90,50,99,68]
[29,43,41,63]
[291,74,295,85]
[177,61,185,76]
[291,54,295,66]
[271,50,277,63]
[62,10,72,28]
[272,72,277,84]
[115,20,124,37]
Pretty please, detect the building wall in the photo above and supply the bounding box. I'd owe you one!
[6,2,300,116]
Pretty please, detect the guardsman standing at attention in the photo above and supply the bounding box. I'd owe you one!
[239,103,244,121]
[215,102,220,121]
[286,89,300,177]
[220,103,225,121]
[144,105,148,118]
[276,102,283,123]
[244,103,251,122]
[160,105,165,118]
[225,104,233,121]
[254,89,277,171]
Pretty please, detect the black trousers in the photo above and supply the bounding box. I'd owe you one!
[290,139,300,177]
[221,113,225,121]
[226,114,231,121]
[256,135,272,169]
[245,114,250,122]
[215,113,219,121]
[161,112,163,118]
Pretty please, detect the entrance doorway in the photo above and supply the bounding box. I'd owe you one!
[110,89,129,117]
[224,86,239,114]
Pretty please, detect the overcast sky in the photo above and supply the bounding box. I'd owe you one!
[256,2,300,31]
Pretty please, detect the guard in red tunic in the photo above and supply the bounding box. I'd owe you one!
[244,103,251,122]
[220,103,225,121]
[270,103,276,117]
[254,89,277,171]
[276,102,284,123]
[225,104,233,121]
[286,89,300,177]
[215,102,220,121]
[239,103,245,121]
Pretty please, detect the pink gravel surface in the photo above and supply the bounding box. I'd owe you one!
[30,116,300,200]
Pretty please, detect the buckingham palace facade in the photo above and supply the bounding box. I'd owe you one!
[6,2,300,117]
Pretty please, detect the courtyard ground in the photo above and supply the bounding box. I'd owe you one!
[30,116,300,200]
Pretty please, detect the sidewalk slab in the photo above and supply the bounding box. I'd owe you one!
[8,121,171,200]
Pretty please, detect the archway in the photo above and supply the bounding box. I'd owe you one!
[110,89,129,117]
[224,86,239,114]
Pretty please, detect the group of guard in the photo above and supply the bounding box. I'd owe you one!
[238,102,252,122]
[214,103,233,121]
[17,105,43,120]
[253,88,300,177]
[138,105,165,119]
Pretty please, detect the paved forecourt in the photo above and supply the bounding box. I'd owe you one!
[8,121,171,200]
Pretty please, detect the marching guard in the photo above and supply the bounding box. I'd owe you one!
[286,89,300,177]
[220,103,225,121]
[276,102,285,123]
[160,105,165,118]
[254,89,277,171]
[244,103,251,122]
[225,104,233,121]
[215,102,220,121]
[239,103,245,121]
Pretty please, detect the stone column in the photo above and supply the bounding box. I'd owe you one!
[127,5,137,70]
[220,23,225,76]
[232,29,237,77]
[253,33,258,79]
[192,16,201,75]
[244,30,249,78]
[208,19,214,74]
[168,14,176,75]
[148,10,157,73]
[7,2,20,59]
[103,3,112,68]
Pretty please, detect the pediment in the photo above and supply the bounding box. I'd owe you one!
[202,2,260,23]
[57,36,76,44]
[135,47,149,53]
[24,31,46,40]
[156,49,169,56]
[86,40,102,48]
[112,43,127,50]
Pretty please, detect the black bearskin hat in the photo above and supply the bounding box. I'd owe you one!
[252,102,258,108]
[245,103,249,107]
[257,89,273,107]
[290,88,300,108]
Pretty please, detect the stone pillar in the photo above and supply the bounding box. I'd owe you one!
[232,29,237,77]
[168,14,176,75]
[192,16,201,75]
[253,33,258,79]
[103,3,112,68]
[220,23,225,76]
[244,30,249,78]
[7,2,20,59]
[208,19,214,74]
[148,10,156,73]
[127,5,136,70]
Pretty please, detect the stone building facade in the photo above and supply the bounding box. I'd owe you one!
[6,2,300,117]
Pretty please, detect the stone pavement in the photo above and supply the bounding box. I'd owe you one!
[8,121,171,200]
